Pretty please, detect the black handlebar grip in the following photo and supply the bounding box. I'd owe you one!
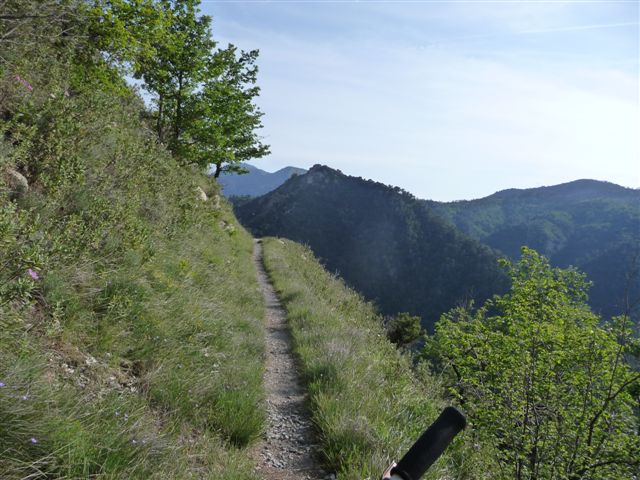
[391,407,467,480]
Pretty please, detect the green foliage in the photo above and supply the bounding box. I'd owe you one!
[0,2,265,476]
[429,248,640,479]
[134,0,214,147]
[86,0,168,71]
[262,238,496,479]
[386,312,424,346]
[188,46,270,174]
[127,0,269,170]
[427,181,640,320]
[237,165,509,331]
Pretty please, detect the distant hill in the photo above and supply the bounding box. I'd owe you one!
[425,179,640,319]
[236,165,509,330]
[217,163,307,197]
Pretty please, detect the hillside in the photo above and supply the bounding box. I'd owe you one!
[236,165,509,330]
[3,2,638,479]
[261,238,495,479]
[425,179,640,318]
[218,163,307,197]
[0,3,266,477]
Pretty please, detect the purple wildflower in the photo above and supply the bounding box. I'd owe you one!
[14,75,33,92]
[30,437,38,444]
[27,269,39,280]
[21,395,29,401]
[0,382,5,388]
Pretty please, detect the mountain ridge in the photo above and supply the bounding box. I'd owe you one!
[236,164,510,330]
[437,178,638,205]
[237,165,640,322]
[217,163,307,197]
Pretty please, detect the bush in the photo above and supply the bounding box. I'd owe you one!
[386,312,423,346]
[429,248,640,479]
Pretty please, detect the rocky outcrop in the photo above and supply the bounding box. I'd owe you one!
[3,167,29,199]
[195,186,208,202]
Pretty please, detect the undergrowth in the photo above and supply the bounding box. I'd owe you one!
[262,237,497,480]
[0,16,265,477]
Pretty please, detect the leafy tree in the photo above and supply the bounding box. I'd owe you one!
[429,247,640,479]
[127,1,269,171]
[186,45,269,175]
[133,0,214,147]
[86,0,166,68]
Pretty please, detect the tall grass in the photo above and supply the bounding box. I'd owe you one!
[0,199,266,479]
[262,237,495,480]
[1,26,266,476]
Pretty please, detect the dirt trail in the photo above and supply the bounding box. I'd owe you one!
[252,239,328,480]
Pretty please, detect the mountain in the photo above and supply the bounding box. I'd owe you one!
[217,163,307,197]
[236,165,509,330]
[425,179,640,319]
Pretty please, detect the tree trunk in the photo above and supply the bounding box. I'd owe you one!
[157,93,164,142]
[213,162,222,178]
[175,72,183,144]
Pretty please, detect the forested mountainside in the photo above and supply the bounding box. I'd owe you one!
[426,179,640,319]
[236,165,509,330]
[218,163,306,197]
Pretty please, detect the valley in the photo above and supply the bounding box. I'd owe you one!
[235,165,640,326]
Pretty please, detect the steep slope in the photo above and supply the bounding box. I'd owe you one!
[218,163,307,197]
[425,180,640,318]
[237,165,509,330]
[1,17,265,477]
[261,238,496,479]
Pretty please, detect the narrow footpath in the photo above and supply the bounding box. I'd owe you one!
[252,239,327,480]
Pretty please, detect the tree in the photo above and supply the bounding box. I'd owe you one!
[133,0,213,147]
[185,45,269,175]
[429,247,640,479]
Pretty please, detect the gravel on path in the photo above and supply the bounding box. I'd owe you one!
[252,239,330,480]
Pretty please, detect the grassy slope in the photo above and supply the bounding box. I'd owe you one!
[1,49,265,477]
[262,238,495,480]
[1,191,265,479]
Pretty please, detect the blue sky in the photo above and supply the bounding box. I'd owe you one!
[200,1,638,201]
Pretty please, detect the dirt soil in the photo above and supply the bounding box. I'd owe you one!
[252,239,330,480]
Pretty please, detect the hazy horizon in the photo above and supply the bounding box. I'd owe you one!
[203,1,639,201]
[231,161,636,202]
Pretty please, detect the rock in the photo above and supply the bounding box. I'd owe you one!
[4,167,28,199]
[195,186,208,202]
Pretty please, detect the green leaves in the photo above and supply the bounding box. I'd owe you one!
[430,248,640,479]
[186,45,270,173]
[111,0,271,172]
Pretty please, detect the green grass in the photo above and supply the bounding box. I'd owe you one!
[262,237,495,480]
[0,202,266,479]
[1,34,266,476]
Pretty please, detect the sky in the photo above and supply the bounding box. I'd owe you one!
[200,0,639,201]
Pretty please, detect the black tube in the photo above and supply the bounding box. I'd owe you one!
[391,407,466,480]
